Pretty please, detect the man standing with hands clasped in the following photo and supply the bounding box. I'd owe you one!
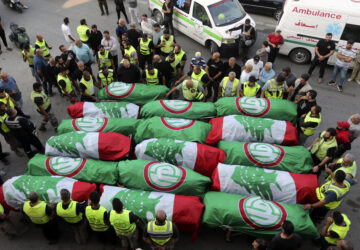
[162,0,174,35]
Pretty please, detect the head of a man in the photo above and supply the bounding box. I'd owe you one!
[23,43,30,52]
[119,18,125,27]
[80,19,87,26]
[60,67,68,76]
[64,17,69,25]
[77,62,84,71]
[35,49,43,57]
[147,65,155,75]
[163,30,170,40]
[282,67,291,78]
[142,33,148,42]
[83,71,91,81]
[75,40,83,48]
[99,45,105,54]
[245,18,251,27]
[228,57,236,67]
[0,102,6,115]
[0,89,6,98]
[346,40,354,50]
[0,73,9,82]
[228,71,236,81]
[350,114,360,125]
[300,73,310,85]
[123,41,130,49]
[311,105,321,115]
[123,59,130,68]
[335,170,346,184]
[281,220,294,236]
[130,22,137,29]
[337,240,353,250]
[212,52,220,61]
[89,191,100,206]
[36,34,43,42]
[275,30,281,37]
[91,24,98,32]
[155,210,167,225]
[264,62,272,72]
[325,32,333,42]
[60,189,71,203]
[275,74,286,86]
[253,55,260,64]
[59,45,67,54]
[6,107,17,118]
[153,54,161,63]
[307,89,317,100]
[332,211,344,226]
[49,57,55,66]
[33,82,42,93]
[103,31,110,40]
[168,52,175,62]
[324,127,336,141]
[112,198,123,213]
[186,80,194,89]
[153,23,160,32]
[244,64,253,73]
[142,14,148,22]
[342,153,355,167]
[174,45,182,54]
[29,192,39,204]
[193,65,201,74]
[248,76,256,86]
[252,238,267,250]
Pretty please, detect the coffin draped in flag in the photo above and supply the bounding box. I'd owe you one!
[100,185,204,235]
[140,100,216,119]
[67,101,139,119]
[215,97,298,124]
[206,115,298,145]
[218,141,313,173]
[117,160,211,196]
[98,82,169,105]
[27,154,118,185]
[202,192,319,239]
[0,175,96,211]
[45,131,131,161]
[134,117,212,144]
[57,117,139,136]
[135,138,226,177]
[211,163,319,204]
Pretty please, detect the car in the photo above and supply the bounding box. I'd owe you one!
[238,0,285,20]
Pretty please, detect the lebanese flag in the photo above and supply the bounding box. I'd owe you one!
[206,115,298,145]
[211,163,319,204]
[0,175,96,211]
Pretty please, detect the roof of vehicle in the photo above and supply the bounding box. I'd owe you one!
[285,0,360,15]
[197,0,238,7]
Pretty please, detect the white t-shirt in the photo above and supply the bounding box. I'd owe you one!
[335,47,357,68]
[61,24,72,43]
[240,70,256,84]
[245,59,263,78]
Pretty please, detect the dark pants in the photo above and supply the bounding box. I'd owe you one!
[139,54,153,70]
[15,133,44,158]
[0,28,8,49]
[116,7,129,23]
[164,18,174,35]
[98,0,109,14]
[320,236,335,250]
[113,55,118,73]
[268,46,279,63]
[310,206,329,222]
[38,219,59,243]
[308,56,329,78]
[207,79,221,102]
[92,228,116,245]
[81,95,96,102]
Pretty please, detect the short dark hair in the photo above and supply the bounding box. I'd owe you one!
[29,192,39,203]
[55,56,62,63]
[276,74,286,83]
[301,73,310,81]
[33,82,42,91]
[98,45,104,49]
[80,19,86,25]
[89,191,100,205]
[314,105,322,114]
[23,43,30,50]
[282,220,294,235]
[333,211,344,225]
[0,101,5,107]
[347,40,355,45]
[249,76,257,82]
[245,18,251,24]
[326,33,333,37]
[64,17,69,24]
[112,198,123,213]
[153,23,160,28]
[255,238,267,250]
[282,67,291,74]
[308,89,317,99]
[103,30,110,35]
[59,45,65,51]
[5,107,15,116]
[91,24,97,29]
[335,170,346,183]
[0,89,5,93]
[60,189,71,202]
[163,29,170,35]
[327,127,337,137]
[263,41,268,47]
[60,67,67,73]
[147,64,154,70]
[142,14,148,18]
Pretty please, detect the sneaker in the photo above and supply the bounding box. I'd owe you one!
[328,80,336,86]
[347,78,354,82]
[337,84,343,92]
[317,78,323,83]
[356,80,360,85]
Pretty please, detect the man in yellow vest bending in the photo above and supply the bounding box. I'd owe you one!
[175,65,210,88]
[57,67,77,103]
[218,71,240,98]
[31,83,58,132]
[328,153,356,180]
[142,64,164,85]
[166,80,205,102]
[298,105,322,145]
[55,189,87,245]
[238,76,261,98]
[22,192,59,244]
[97,66,115,87]
[35,34,52,58]
[260,74,289,99]
[110,198,139,249]
[77,19,90,43]
[97,45,114,70]
[79,71,100,102]
[320,211,351,249]
[173,45,187,71]
[143,210,179,250]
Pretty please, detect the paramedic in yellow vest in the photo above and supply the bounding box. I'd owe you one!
[159,30,175,58]
[0,88,28,118]
[122,40,138,65]
[22,43,36,78]
[218,71,240,98]
[260,74,289,99]
[139,33,155,70]
[321,212,351,249]
[298,105,322,145]
[97,66,115,87]
[238,76,261,98]
[35,34,52,58]
[142,64,164,85]
[143,210,179,250]
[166,52,181,80]
[303,168,357,219]
[110,198,139,249]
[22,192,59,244]
[327,153,356,180]
[57,67,76,103]
[175,65,210,88]
[307,128,338,176]
[85,191,116,244]
[166,79,205,102]
[77,19,90,44]
[79,71,100,102]
[173,44,187,71]
[31,83,58,131]
[97,45,114,70]
[55,189,87,245]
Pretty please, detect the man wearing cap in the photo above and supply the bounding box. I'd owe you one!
[267,30,284,63]
[175,65,209,88]
[260,74,289,99]
[190,52,206,70]
[224,57,241,79]
[165,80,205,102]
[289,73,312,102]
[142,65,164,85]
[138,33,155,70]
[246,55,263,79]
[238,76,261,98]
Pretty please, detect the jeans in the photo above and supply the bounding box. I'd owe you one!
[331,65,348,86]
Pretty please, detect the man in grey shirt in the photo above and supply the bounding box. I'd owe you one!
[128,0,140,24]
[219,72,239,97]
[152,23,163,54]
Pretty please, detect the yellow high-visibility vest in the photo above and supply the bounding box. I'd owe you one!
[325,213,351,245]
[160,35,174,54]
[140,39,152,55]
[57,74,73,94]
[243,81,260,97]
[35,39,50,57]
[265,79,285,99]
[316,180,350,209]
[23,201,50,224]
[30,90,51,111]
[301,112,321,136]
[98,50,112,68]
[56,200,83,224]
[147,220,173,246]
[109,210,136,236]
[85,206,109,232]
[221,77,240,97]
[145,69,160,85]
[77,25,90,42]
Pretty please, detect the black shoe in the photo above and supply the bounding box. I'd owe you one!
[328,80,336,86]
[101,12,105,16]
[106,12,109,16]
[337,84,343,92]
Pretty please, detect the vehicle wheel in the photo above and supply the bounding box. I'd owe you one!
[289,48,311,64]
[273,9,283,21]
[153,10,163,25]
[209,41,219,54]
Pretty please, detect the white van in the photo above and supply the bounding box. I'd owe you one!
[277,0,360,65]
[148,0,256,56]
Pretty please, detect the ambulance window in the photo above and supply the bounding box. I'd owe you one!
[193,2,211,27]
[176,0,192,14]
[340,24,360,43]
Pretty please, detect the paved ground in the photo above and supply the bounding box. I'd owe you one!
[0,0,359,249]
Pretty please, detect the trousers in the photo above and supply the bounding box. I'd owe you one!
[40,109,58,128]
[0,28,8,50]
[14,133,44,158]
[98,0,109,14]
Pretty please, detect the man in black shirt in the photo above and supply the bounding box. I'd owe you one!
[267,220,302,250]
[88,25,103,56]
[127,23,142,50]
[73,61,93,90]
[296,89,317,117]
[59,45,78,79]
[45,58,62,95]
[117,59,140,83]
[206,52,224,102]
[282,67,297,88]
[115,0,129,23]
[153,54,173,88]
[224,57,241,79]
[162,0,174,35]
[308,33,335,83]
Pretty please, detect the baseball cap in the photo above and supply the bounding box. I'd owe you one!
[253,55,260,61]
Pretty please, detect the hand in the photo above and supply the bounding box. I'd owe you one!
[306,146,311,151]
[325,167,332,175]
[318,56,324,61]
[312,165,319,173]
[302,204,311,210]
[35,131,40,137]
[326,217,333,224]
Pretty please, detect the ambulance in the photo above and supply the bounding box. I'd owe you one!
[148,0,256,56]
[277,0,360,65]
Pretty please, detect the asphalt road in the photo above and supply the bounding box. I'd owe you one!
[0,0,360,249]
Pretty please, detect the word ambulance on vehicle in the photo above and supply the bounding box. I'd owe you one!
[277,0,360,65]
[149,0,256,56]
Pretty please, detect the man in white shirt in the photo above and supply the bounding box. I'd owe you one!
[101,31,119,72]
[245,55,263,79]
[61,17,75,50]
[141,14,156,36]
[328,40,357,92]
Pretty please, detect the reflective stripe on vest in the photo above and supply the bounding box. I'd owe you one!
[325,213,351,245]
[313,131,338,161]
[166,57,180,77]
[147,220,173,246]
[174,49,185,64]
[98,50,112,68]
[222,77,240,97]
[0,93,15,108]
[22,45,35,66]
[0,113,10,133]
[30,90,51,111]
[109,210,136,236]
[265,79,285,99]
[125,46,137,64]
[140,39,152,55]
[23,201,50,224]
[316,180,350,209]
[85,206,109,232]
[145,68,159,85]
[57,74,73,94]
[160,35,174,54]
[0,203,4,214]
[191,69,206,86]
[80,76,95,95]
[243,81,260,97]
[77,25,90,42]
[301,112,321,136]
[182,80,202,101]
[56,200,83,224]
[35,39,50,57]
[98,70,114,86]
